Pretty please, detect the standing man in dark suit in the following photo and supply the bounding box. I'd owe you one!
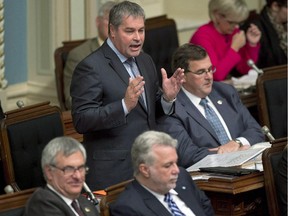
[24,136,99,216]
[157,43,264,168]
[70,1,184,191]
[64,1,117,109]
[110,130,214,215]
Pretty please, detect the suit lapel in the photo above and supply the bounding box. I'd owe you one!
[102,42,130,86]
[177,90,219,141]
[102,43,148,112]
[135,58,150,112]
[133,181,172,216]
[78,196,98,216]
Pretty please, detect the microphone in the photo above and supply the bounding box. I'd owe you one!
[83,182,99,206]
[247,59,263,74]
[261,125,275,141]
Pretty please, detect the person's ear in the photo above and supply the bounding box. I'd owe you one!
[109,24,116,38]
[139,164,150,178]
[44,165,53,181]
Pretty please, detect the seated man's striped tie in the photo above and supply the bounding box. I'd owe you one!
[164,193,185,216]
[199,98,230,144]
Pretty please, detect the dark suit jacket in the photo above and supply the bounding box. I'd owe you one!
[71,40,163,190]
[23,186,99,216]
[110,167,214,216]
[157,82,265,168]
[64,37,100,109]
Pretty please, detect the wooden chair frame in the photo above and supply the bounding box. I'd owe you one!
[0,101,65,191]
[262,137,287,216]
[0,188,35,214]
[100,179,133,216]
[54,39,87,111]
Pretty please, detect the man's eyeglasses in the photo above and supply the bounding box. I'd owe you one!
[50,164,89,175]
[185,65,216,76]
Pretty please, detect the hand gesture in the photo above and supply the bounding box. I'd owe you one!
[246,23,261,46]
[231,30,246,52]
[161,67,185,101]
[124,76,145,112]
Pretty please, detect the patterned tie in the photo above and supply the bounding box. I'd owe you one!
[71,199,84,216]
[164,193,185,216]
[125,58,147,109]
[199,98,230,145]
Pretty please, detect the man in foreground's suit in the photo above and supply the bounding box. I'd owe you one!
[64,1,116,109]
[157,43,265,168]
[110,130,214,216]
[70,1,184,191]
[24,137,99,216]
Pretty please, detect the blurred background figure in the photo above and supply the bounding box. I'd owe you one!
[244,0,287,69]
[64,1,117,109]
[190,0,261,81]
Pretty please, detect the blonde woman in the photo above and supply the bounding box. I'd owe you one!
[190,0,261,81]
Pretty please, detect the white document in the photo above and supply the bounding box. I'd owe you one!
[186,143,270,172]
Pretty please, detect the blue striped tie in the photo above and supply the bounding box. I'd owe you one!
[200,98,230,145]
[164,193,185,216]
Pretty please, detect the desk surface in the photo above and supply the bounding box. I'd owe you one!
[191,172,266,215]
[192,171,264,195]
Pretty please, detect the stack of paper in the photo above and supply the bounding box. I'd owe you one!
[187,142,271,172]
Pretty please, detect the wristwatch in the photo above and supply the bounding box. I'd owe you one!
[234,139,243,147]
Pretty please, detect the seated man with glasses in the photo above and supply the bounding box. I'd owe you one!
[24,136,99,216]
[157,44,264,168]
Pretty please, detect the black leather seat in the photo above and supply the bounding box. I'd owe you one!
[256,64,287,139]
[0,101,65,191]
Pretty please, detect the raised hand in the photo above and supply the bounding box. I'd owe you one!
[161,67,185,102]
[246,23,261,46]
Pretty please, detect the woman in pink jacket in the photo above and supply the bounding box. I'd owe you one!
[190,0,261,81]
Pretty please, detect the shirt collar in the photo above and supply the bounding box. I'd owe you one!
[107,37,128,63]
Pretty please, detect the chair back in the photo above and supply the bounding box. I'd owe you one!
[0,188,35,215]
[54,39,87,111]
[262,137,287,216]
[256,64,287,139]
[0,101,65,191]
[143,15,179,79]
[100,179,133,216]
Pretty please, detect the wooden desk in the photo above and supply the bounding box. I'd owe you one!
[192,172,267,216]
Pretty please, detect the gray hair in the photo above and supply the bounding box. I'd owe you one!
[172,43,208,72]
[98,1,117,17]
[209,0,249,23]
[41,136,86,179]
[108,0,145,34]
[131,130,177,176]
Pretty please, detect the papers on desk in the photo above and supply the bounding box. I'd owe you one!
[187,142,271,172]
[232,69,258,90]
